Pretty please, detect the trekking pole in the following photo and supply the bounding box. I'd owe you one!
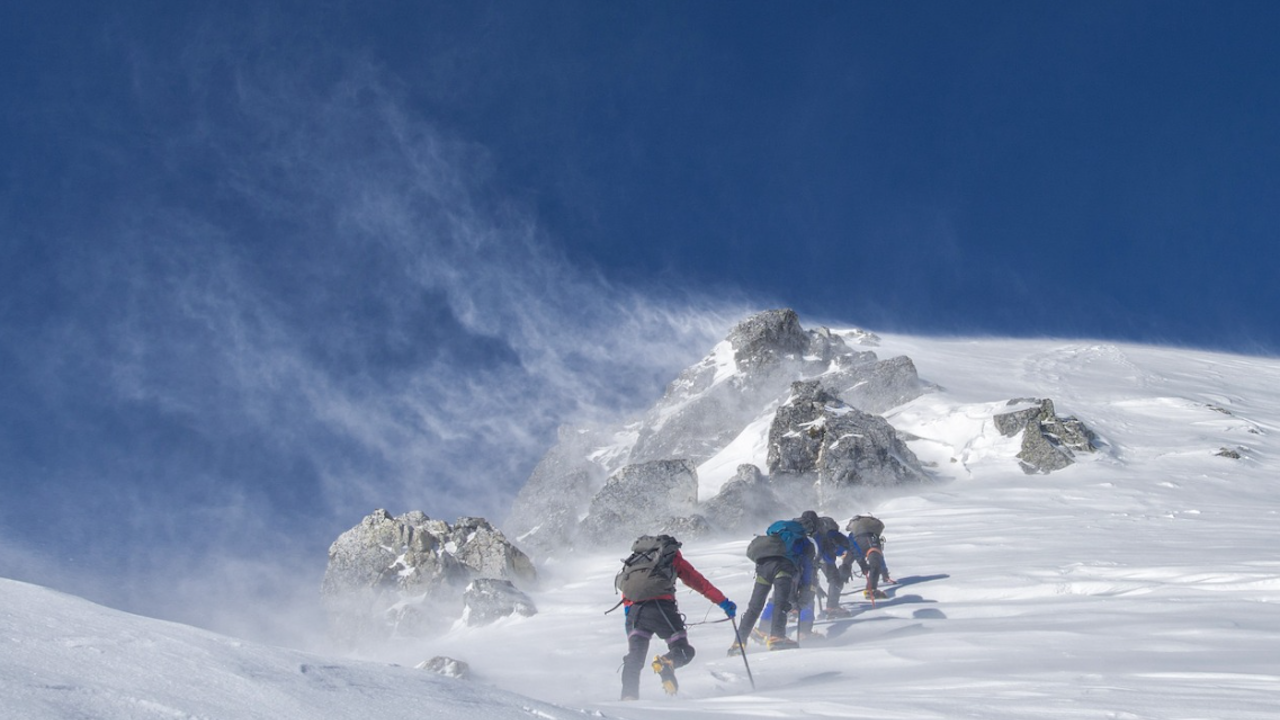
[729,616,756,691]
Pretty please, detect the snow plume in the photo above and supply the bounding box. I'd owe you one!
[0,14,751,648]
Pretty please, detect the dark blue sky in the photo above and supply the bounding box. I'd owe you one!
[3,1,1278,643]
[346,0,1280,346]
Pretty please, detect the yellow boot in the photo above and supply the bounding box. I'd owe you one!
[651,655,678,695]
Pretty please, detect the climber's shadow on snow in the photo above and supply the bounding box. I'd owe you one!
[817,574,951,643]
[884,573,950,595]
[819,596,948,644]
[911,607,947,619]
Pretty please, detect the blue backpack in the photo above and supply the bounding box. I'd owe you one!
[767,520,807,548]
[768,519,809,561]
[745,519,812,563]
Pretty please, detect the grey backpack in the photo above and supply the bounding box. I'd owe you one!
[847,515,885,538]
[615,535,682,601]
[745,533,789,562]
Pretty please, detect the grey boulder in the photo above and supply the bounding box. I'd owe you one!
[767,380,930,497]
[321,510,536,646]
[994,398,1098,474]
[461,579,538,627]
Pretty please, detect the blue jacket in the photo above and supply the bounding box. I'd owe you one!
[815,529,850,565]
[790,537,815,586]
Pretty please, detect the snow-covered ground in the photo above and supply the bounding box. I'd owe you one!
[5,333,1279,719]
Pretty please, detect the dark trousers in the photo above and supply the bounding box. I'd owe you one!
[854,533,889,590]
[621,599,693,699]
[819,559,844,610]
[736,556,796,641]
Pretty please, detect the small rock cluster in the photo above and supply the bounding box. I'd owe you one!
[322,510,537,648]
[994,398,1098,474]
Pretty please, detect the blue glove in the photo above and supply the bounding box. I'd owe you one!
[718,599,737,618]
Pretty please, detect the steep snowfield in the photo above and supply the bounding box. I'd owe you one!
[4,333,1279,719]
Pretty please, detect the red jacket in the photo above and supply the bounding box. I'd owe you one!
[623,550,726,606]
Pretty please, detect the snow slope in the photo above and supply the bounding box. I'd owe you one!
[0,578,587,720]
[5,333,1279,719]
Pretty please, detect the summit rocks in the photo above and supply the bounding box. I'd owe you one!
[767,380,930,494]
[506,309,934,555]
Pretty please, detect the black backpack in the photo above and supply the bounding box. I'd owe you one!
[813,515,849,557]
[746,533,789,562]
[817,516,841,536]
[615,535,682,602]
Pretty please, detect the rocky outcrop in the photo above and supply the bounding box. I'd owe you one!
[994,398,1098,474]
[768,381,930,499]
[726,308,811,375]
[322,510,536,646]
[820,354,931,415]
[461,579,537,627]
[579,460,699,543]
[700,465,777,529]
[322,511,468,595]
[447,516,539,584]
[416,656,470,679]
[627,309,918,467]
[505,309,931,556]
[629,310,823,465]
[656,513,714,540]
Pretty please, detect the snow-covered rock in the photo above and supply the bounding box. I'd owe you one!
[994,397,1098,473]
[461,579,537,627]
[415,656,471,679]
[819,353,932,415]
[698,463,795,531]
[321,510,535,646]
[446,516,539,585]
[767,380,931,505]
[506,309,932,555]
